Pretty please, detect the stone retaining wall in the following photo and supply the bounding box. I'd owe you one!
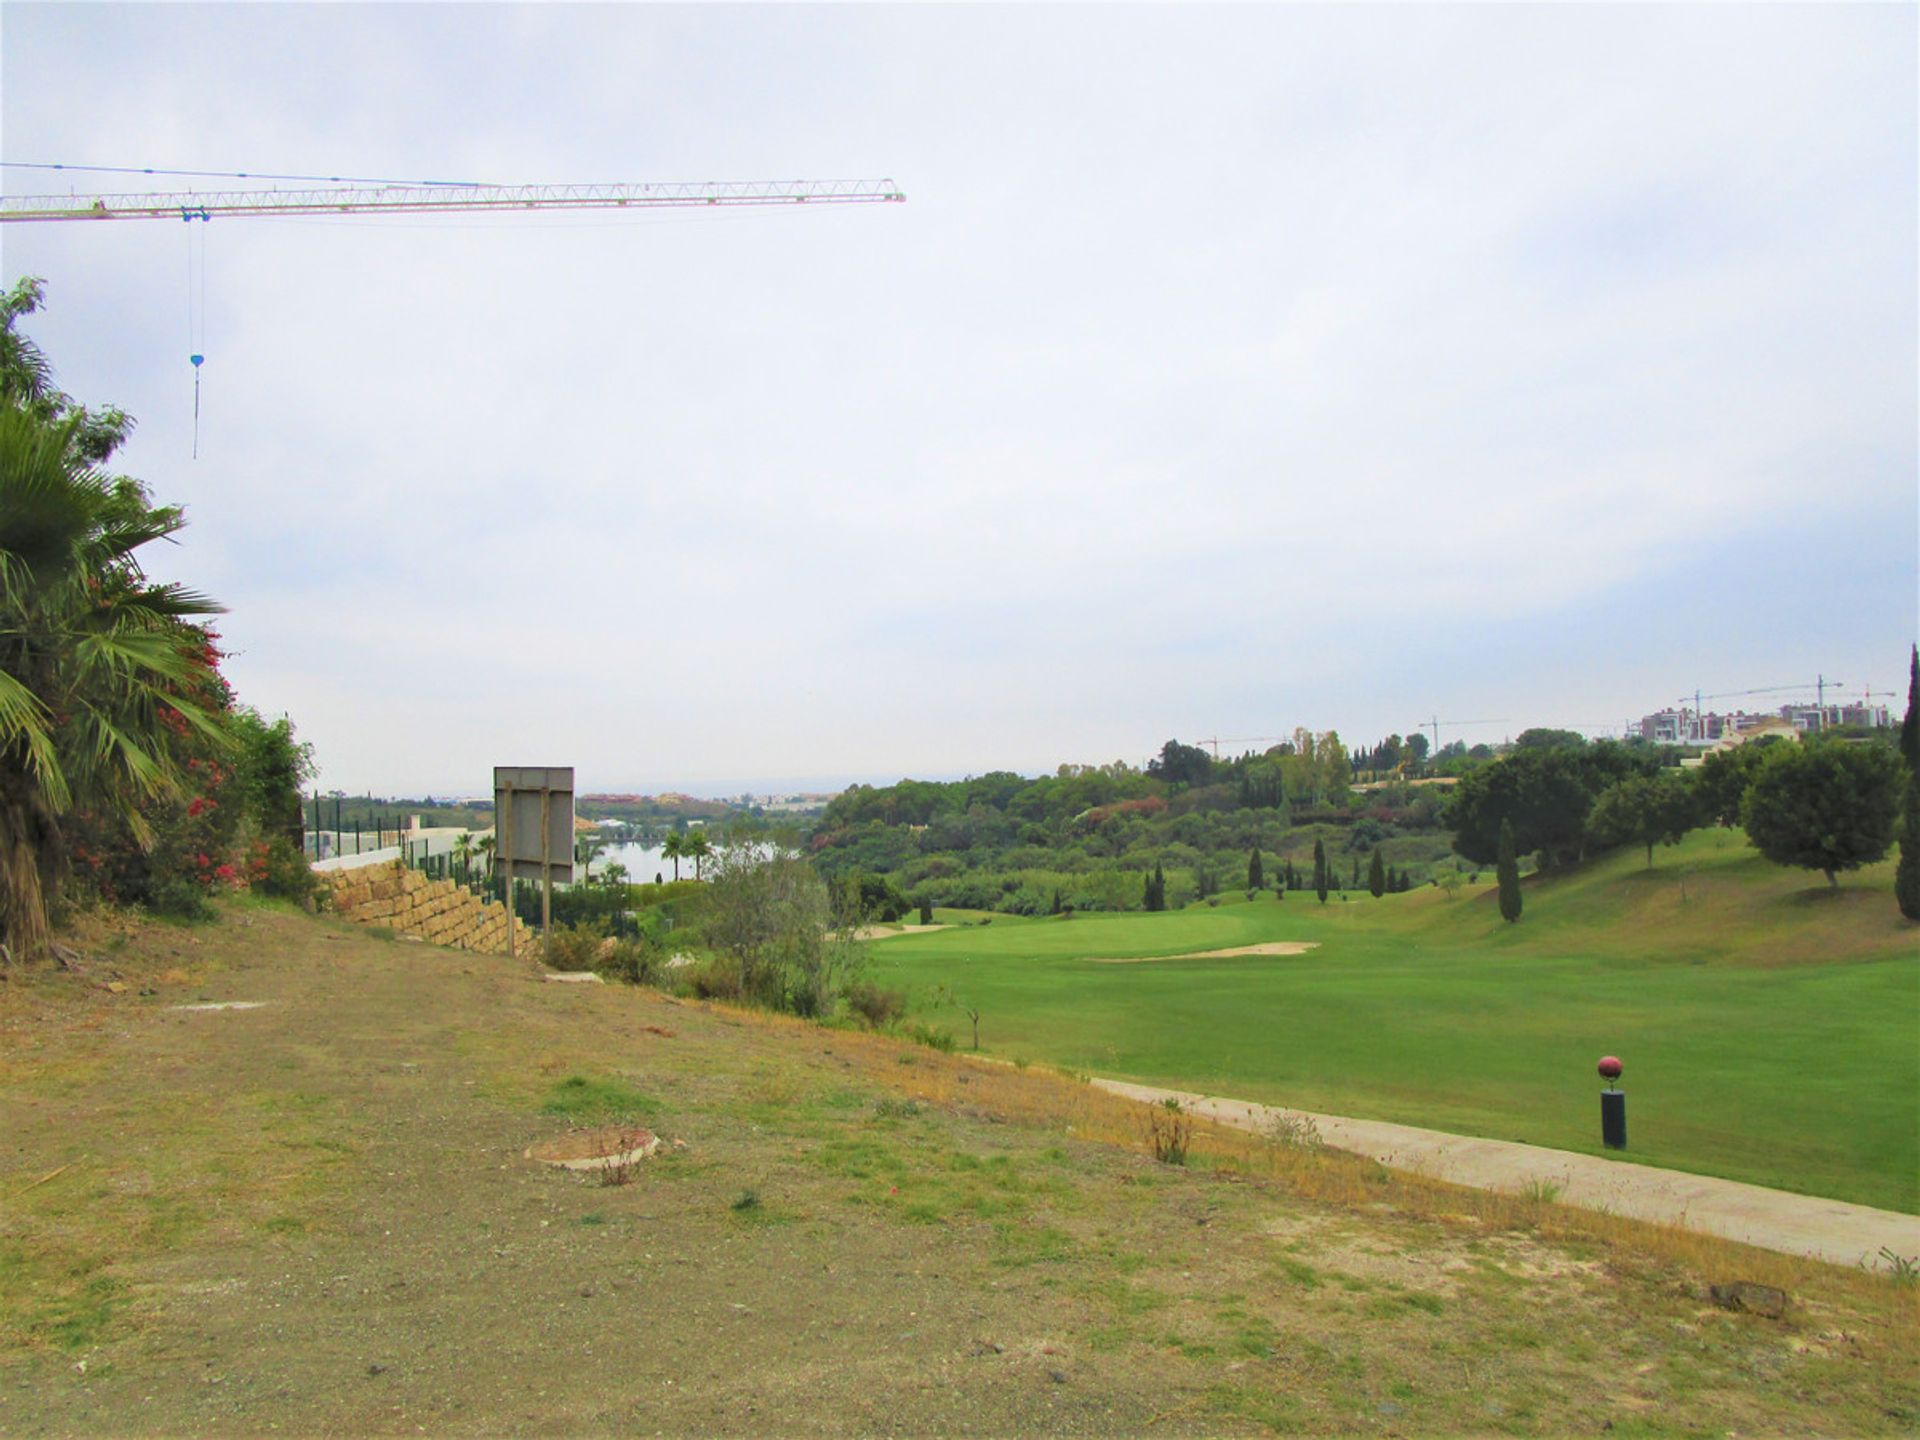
[322,861,538,955]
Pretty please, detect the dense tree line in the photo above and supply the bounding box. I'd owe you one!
[807,733,1465,915]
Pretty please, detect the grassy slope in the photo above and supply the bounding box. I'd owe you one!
[869,831,1920,1212]
[4,902,1916,1437]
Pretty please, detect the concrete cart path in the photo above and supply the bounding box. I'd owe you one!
[1092,1079,1920,1271]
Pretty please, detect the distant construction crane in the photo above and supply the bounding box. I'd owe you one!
[1673,676,1846,740]
[0,167,905,454]
[1195,735,1291,760]
[0,176,907,223]
[1417,717,1508,754]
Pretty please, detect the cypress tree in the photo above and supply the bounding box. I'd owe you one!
[1247,847,1264,891]
[1367,848,1386,898]
[1902,643,1919,769]
[1350,854,1361,888]
[1313,839,1329,904]
[1897,771,1920,922]
[1900,652,1920,921]
[1497,818,1523,923]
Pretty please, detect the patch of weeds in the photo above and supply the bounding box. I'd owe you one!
[0,1247,127,1354]
[1493,1321,1546,1350]
[136,1194,205,1248]
[540,1074,658,1122]
[871,1097,922,1120]
[1876,1248,1918,1285]
[576,1212,607,1226]
[261,1215,306,1237]
[727,1189,790,1227]
[1267,1110,1325,1150]
[364,925,396,943]
[817,1087,864,1111]
[595,1128,655,1187]
[1365,1290,1445,1318]
[1165,1332,1215,1358]
[992,1222,1076,1268]
[1273,1256,1321,1289]
[1093,1277,1169,1318]
[904,1022,955,1053]
[1517,1176,1565,1205]
[1227,1313,1282,1358]
[1147,1098,1191,1166]
[812,1137,904,1182]
[1468,1258,1524,1290]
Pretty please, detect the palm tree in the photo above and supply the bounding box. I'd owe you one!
[452,831,475,884]
[683,827,713,880]
[661,830,686,882]
[1,397,226,959]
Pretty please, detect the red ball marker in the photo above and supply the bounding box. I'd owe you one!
[1597,1056,1627,1149]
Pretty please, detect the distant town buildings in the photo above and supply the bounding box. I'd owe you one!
[1635,701,1890,745]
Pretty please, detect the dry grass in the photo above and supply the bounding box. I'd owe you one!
[734,1006,1920,1334]
[4,903,1917,1436]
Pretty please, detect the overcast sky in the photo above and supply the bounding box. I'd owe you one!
[4,3,1914,796]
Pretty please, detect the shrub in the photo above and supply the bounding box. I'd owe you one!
[255,836,319,906]
[905,1021,955,1052]
[595,938,660,987]
[145,877,216,924]
[844,981,908,1029]
[544,921,608,971]
[685,955,742,1001]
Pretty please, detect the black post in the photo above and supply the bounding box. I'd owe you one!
[1601,1090,1627,1150]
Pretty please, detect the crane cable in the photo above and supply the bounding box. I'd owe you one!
[184,211,207,458]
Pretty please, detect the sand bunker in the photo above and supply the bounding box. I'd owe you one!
[852,923,950,941]
[1084,941,1321,964]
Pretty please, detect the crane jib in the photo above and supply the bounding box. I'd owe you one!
[0,179,907,223]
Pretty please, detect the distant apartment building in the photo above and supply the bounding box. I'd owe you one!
[1779,702,1890,732]
[1635,708,1770,744]
[1637,701,1890,743]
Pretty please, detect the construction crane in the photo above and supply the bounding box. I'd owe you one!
[0,177,906,223]
[1672,677,1847,741]
[1417,717,1508,754]
[0,170,904,454]
[1195,735,1292,760]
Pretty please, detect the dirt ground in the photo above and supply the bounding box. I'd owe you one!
[2,902,1915,1436]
